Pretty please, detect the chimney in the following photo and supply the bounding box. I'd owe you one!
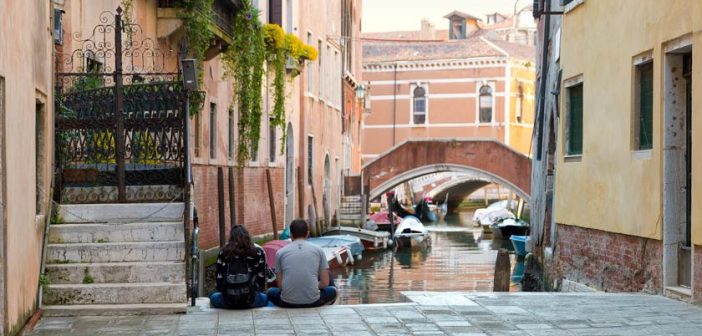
[420,19,436,40]
[465,18,480,35]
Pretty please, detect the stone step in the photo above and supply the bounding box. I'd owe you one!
[45,261,186,284]
[47,241,185,263]
[338,209,362,215]
[42,282,186,305]
[49,222,183,244]
[341,195,362,202]
[42,303,188,317]
[58,203,184,223]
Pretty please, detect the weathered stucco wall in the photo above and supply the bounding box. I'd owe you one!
[0,0,54,334]
[555,0,702,242]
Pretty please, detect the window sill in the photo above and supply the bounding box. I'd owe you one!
[563,155,582,163]
[410,123,428,127]
[563,0,585,14]
[631,149,652,160]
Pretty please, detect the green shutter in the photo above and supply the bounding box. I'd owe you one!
[638,62,653,150]
[568,84,583,155]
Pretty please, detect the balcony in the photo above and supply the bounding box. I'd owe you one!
[157,0,243,60]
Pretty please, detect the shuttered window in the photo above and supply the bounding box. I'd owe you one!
[268,0,282,26]
[567,83,583,155]
[636,62,653,150]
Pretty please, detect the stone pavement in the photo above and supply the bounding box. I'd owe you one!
[26,292,702,335]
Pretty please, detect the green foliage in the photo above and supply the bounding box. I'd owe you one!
[120,0,135,45]
[39,274,50,288]
[223,1,265,165]
[176,0,215,85]
[82,275,94,284]
[50,204,64,224]
[96,238,109,243]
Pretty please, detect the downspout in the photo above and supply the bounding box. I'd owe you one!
[534,0,552,248]
[536,0,551,162]
[392,63,397,146]
[504,63,512,146]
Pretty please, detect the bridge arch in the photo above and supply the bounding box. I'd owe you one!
[362,139,531,202]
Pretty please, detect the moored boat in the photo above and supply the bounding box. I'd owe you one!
[308,235,364,265]
[509,235,529,257]
[324,226,390,251]
[394,216,431,250]
[369,211,401,232]
[491,218,530,240]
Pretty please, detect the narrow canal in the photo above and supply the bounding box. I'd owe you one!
[331,210,524,305]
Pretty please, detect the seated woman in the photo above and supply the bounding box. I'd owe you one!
[209,225,268,309]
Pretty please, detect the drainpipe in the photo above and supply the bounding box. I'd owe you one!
[392,63,397,146]
[534,0,552,248]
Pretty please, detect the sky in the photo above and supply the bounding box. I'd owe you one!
[362,0,529,32]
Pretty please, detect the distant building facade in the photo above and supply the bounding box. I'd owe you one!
[361,11,537,165]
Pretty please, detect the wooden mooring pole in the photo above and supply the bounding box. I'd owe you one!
[493,248,511,292]
[218,167,225,247]
[266,169,279,239]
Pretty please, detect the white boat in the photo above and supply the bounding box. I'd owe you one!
[324,226,390,251]
[393,216,431,250]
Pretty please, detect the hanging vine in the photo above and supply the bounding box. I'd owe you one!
[214,0,318,165]
[223,1,265,165]
[176,0,215,84]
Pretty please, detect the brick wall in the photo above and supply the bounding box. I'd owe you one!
[554,224,662,293]
[192,165,285,250]
[695,246,702,303]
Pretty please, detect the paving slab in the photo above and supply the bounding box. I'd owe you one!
[26,292,702,335]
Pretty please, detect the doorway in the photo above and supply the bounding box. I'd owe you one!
[663,47,692,290]
[284,123,295,227]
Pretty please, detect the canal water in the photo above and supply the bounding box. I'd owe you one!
[331,210,524,305]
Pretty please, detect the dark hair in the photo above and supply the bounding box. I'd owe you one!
[289,219,309,239]
[222,225,257,258]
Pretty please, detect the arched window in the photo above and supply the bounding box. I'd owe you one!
[479,85,493,123]
[413,86,426,124]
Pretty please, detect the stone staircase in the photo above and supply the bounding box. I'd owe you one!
[42,203,187,316]
[337,195,365,227]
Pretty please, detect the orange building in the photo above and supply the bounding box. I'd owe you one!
[361,10,536,164]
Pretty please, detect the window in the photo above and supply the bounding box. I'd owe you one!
[342,0,353,72]
[412,86,427,124]
[566,83,583,156]
[325,45,331,102]
[209,102,216,159]
[54,9,64,45]
[306,32,314,95]
[307,135,314,185]
[634,61,653,150]
[194,113,201,157]
[228,109,234,159]
[516,85,524,123]
[268,0,282,25]
[269,117,276,163]
[479,85,493,123]
[35,99,47,215]
[334,50,340,106]
[318,40,323,99]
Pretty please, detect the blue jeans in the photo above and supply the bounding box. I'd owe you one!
[209,291,268,309]
[266,287,337,308]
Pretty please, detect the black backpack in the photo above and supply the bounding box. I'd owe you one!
[223,257,256,306]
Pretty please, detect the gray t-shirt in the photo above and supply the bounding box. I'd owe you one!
[275,239,328,304]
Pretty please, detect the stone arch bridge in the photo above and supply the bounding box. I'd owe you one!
[362,139,531,209]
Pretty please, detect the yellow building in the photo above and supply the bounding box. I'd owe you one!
[551,0,702,302]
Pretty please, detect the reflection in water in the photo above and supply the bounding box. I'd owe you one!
[331,211,525,305]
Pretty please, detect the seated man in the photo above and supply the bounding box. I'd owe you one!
[267,219,337,308]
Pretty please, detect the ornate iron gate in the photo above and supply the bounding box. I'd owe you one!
[55,8,186,203]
